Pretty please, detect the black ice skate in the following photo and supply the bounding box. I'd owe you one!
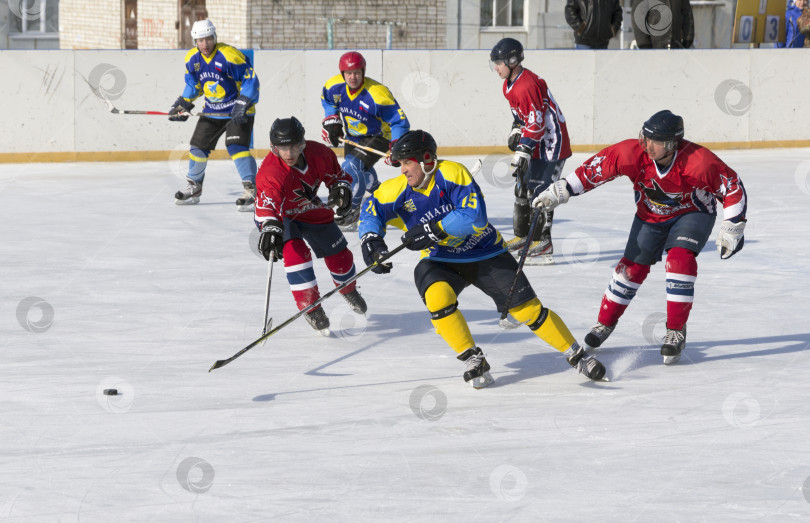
[174,179,202,205]
[504,235,528,252]
[335,206,361,232]
[341,289,367,314]
[457,347,494,389]
[235,181,256,212]
[661,325,686,365]
[523,233,554,266]
[584,322,616,348]
[565,343,607,381]
[304,306,330,336]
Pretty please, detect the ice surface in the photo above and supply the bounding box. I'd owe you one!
[2,150,810,521]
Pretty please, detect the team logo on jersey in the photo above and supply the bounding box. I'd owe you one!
[403,199,417,213]
[333,94,342,104]
[203,81,227,103]
[640,179,684,207]
[292,180,321,206]
[194,63,200,72]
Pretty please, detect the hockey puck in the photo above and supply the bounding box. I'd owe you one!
[103,388,119,396]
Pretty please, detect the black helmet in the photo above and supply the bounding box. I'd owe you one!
[490,38,524,67]
[270,116,305,146]
[390,130,438,163]
[641,110,684,142]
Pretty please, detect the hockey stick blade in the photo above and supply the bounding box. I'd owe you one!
[208,242,408,372]
[469,159,483,177]
[498,317,524,330]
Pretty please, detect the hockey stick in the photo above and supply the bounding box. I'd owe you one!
[469,159,483,177]
[499,207,545,330]
[338,137,390,157]
[261,258,275,337]
[209,242,408,372]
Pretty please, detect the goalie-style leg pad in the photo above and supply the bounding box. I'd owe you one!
[513,197,531,238]
[596,257,651,327]
[509,298,577,353]
[283,238,321,310]
[425,282,475,354]
[324,247,357,295]
[664,247,697,331]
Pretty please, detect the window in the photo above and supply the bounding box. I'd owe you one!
[9,0,59,34]
[481,0,525,28]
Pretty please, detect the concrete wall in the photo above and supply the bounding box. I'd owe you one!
[0,48,807,161]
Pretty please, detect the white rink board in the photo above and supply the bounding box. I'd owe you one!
[1,49,808,155]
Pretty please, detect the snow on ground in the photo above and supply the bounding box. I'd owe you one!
[2,150,810,521]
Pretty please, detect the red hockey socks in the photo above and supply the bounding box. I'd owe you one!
[664,247,697,330]
[323,248,357,295]
[283,238,320,310]
[597,257,651,327]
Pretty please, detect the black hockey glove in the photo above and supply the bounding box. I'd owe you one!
[507,122,522,152]
[401,221,448,251]
[509,144,531,179]
[327,182,353,217]
[168,97,194,122]
[258,219,284,261]
[361,233,392,274]
[321,115,344,147]
[230,95,252,126]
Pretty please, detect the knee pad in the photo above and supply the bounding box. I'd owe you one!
[424,282,458,319]
[282,238,311,266]
[665,247,697,276]
[508,297,546,330]
[615,257,651,284]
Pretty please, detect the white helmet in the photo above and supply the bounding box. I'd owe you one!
[191,19,216,42]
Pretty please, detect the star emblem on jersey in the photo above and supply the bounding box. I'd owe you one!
[292,180,321,205]
[641,179,683,206]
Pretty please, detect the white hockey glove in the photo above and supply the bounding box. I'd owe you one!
[509,145,531,179]
[716,219,746,259]
[532,180,571,211]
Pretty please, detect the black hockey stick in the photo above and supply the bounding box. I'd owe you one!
[261,258,275,338]
[209,242,408,372]
[499,207,545,330]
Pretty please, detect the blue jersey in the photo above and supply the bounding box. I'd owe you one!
[180,43,259,118]
[359,160,506,263]
[321,75,410,141]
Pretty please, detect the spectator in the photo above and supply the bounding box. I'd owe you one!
[777,0,807,48]
[797,0,810,47]
[565,0,623,49]
[632,0,694,49]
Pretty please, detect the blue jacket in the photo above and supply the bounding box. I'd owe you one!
[777,0,806,48]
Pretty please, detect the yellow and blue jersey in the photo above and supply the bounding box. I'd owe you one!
[321,75,410,141]
[180,43,259,118]
[359,160,506,263]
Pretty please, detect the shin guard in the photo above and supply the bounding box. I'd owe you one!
[665,247,697,330]
[425,282,475,354]
[283,238,320,310]
[597,257,651,327]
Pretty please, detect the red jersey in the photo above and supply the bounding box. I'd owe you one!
[565,139,747,224]
[503,68,571,162]
[254,140,352,225]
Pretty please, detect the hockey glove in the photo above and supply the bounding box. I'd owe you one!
[509,144,531,179]
[361,232,392,274]
[230,95,252,126]
[168,97,194,122]
[321,115,344,147]
[532,180,571,211]
[327,182,353,217]
[258,219,284,261]
[716,219,746,259]
[385,139,399,167]
[401,221,448,251]
[507,122,522,152]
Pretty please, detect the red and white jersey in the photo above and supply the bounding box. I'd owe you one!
[254,140,351,225]
[565,139,747,224]
[503,68,571,162]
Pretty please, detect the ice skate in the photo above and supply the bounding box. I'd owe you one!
[504,235,527,252]
[584,322,616,348]
[335,206,361,232]
[565,343,607,381]
[235,181,256,212]
[457,347,494,389]
[341,288,367,314]
[523,235,554,266]
[304,306,331,336]
[174,179,202,205]
[661,325,686,365]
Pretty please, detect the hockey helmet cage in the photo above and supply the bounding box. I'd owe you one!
[270,117,306,146]
[490,38,524,67]
[339,51,366,72]
[191,19,216,41]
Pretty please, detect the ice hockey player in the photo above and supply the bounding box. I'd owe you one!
[170,19,260,212]
[358,130,606,388]
[490,37,571,265]
[321,51,411,230]
[532,110,748,364]
[254,117,367,334]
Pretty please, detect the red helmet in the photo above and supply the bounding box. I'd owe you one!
[339,51,366,73]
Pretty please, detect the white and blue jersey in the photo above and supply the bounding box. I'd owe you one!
[359,160,506,263]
